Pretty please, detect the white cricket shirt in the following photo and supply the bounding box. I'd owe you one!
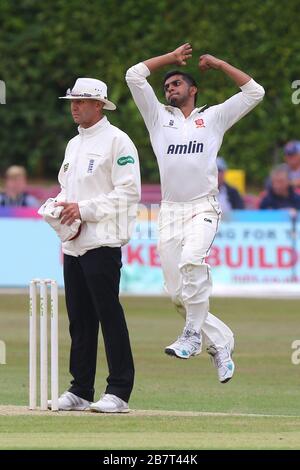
[126,62,265,202]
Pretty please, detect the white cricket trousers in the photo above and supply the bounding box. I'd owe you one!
[157,196,233,349]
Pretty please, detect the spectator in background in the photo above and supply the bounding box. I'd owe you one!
[259,165,300,210]
[217,157,244,212]
[0,165,39,207]
[283,140,300,190]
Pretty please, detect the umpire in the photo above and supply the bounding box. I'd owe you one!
[49,77,141,413]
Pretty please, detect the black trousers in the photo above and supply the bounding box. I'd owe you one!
[63,247,134,403]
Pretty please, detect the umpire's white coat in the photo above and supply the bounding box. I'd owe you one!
[57,116,141,257]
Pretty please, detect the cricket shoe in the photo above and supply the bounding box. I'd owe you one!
[165,326,202,359]
[47,391,91,411]
[90,394,130,413]
[207,342,235,383]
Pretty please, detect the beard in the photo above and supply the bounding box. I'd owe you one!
[167,94,186,108]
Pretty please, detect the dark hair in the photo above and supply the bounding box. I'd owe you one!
[163,70,198,104]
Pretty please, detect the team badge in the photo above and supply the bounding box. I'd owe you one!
[195,118,205,128]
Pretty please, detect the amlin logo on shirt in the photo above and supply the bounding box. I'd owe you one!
[167,141,204,155]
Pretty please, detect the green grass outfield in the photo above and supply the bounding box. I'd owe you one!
[0,294,300,449]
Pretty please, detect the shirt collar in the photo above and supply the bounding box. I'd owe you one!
[163,105,207,119]
[78,116,109,136]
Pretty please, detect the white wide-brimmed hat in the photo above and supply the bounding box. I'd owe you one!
[59,77,116,110]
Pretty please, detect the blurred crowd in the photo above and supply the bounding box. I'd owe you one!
[0,166,40,207]
[0,165,58,208]
[1,140,300,212]
[216,139,300,212]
